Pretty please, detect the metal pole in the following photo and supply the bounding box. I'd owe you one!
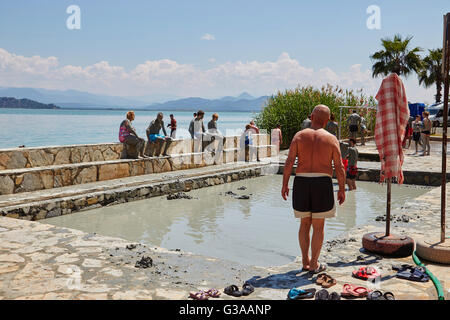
[441,13,450,243]
[386,178,391,236]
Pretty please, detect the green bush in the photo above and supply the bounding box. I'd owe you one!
[254,84,377,149]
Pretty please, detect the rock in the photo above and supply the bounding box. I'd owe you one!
[54,149,71,165]
[135,256,153,268]
[237,195,250,200]
[167,192,193,200]
[126,244,137,250]
[21,173,43,192]
[237,186,247,190]
[0,176,15,195]
[6,151,27,169]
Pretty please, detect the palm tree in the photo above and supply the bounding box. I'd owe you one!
[418,48,443,103]
[370,34,423,78]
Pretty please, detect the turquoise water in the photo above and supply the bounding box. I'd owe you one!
[0,108,257,148]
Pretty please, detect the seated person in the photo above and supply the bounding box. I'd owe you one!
[119,111,147,159]
[146,112,173,156]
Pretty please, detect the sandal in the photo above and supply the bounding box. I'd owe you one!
[287,288,316,300]
[309,263,327,274]
[321,275,337,288]
[383,292,395,300]
[315,273,328,285]
[367,290,384,300]
[224,285,242,297]
[396,267,429,282]
[329,292,341,300]
[189,291,209,300]
[241,282,254,296]
[315,289,329,300]
[341,284,370,298]
[205,288,221,298]
[352,266,380,281]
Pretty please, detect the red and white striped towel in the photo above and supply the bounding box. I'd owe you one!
[374,73,410,184]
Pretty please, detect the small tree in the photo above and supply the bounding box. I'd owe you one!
[418,48,443,103]
[370,34,422,78]
[254,85,376,149]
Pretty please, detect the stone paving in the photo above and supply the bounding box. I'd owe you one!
[0,178,449,300]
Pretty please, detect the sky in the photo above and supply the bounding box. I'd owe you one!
[0,0,448,103]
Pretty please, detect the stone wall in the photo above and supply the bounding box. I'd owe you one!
[0,134,273,170]
[0,143,123,170]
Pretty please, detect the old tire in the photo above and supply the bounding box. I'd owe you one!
[362,232,414,257]
[416,238,450,265]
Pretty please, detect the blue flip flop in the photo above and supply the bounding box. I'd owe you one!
[287,288,316,300]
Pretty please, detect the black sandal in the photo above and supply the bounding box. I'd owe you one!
[315,289,329,300]
[224,285,242,297]
[242,282,254,296]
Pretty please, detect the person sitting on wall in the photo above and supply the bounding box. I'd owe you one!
[146,112,173,157]
[119,111,147,159]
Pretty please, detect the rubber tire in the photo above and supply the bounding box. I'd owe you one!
[362,232,414,257]
[416,239,450,265]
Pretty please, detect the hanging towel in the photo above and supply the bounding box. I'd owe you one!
[374,73,410,184]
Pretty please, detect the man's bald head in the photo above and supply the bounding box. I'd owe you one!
[310,105,331,128]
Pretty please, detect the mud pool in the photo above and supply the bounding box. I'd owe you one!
[46,175,431,267]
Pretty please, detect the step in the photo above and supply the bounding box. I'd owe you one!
[0,161,275,221]
[0,134,272,170]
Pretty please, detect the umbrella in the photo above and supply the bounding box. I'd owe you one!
[374,73,410,236]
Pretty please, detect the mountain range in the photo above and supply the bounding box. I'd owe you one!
[0,87,269,112]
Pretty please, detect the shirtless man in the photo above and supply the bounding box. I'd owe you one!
[146,112,173,157]
[282,105,346,273]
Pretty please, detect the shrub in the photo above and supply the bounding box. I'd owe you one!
[254,84,377,149]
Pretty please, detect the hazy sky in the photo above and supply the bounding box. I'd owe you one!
[0,0,448,103]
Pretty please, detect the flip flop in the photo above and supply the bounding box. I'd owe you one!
[352,266,380,281]
[383,292,395,300]
[367,290,384,300]
[287,288,316,300]
[204,288,221,298]
[189,291,209,300]
[321,274,337,288]
[224,285,243,297]
[329,292,341,300]
[315,289,329,300]
[309,263,327,274]
[241,282,254,296]
[341,284,370,298]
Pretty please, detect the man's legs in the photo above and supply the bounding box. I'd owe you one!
[309,218,325,271]
[298,217,312,270]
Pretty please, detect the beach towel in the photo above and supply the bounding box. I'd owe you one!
[374,73,409,184]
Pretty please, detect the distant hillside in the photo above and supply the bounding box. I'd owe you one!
[0,97,60,109]
[144,95,269,112]
[0,87,269,112]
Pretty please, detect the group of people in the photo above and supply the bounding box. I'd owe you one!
[403,111,432,156]
[118,110,281,160]
[119,111,174,158]
[302,110,367,146]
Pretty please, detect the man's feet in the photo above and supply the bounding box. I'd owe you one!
[309,263,327,274]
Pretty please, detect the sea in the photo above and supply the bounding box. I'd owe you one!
[0,108,257,149]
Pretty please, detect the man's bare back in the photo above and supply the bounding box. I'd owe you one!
[282,105,346,205]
